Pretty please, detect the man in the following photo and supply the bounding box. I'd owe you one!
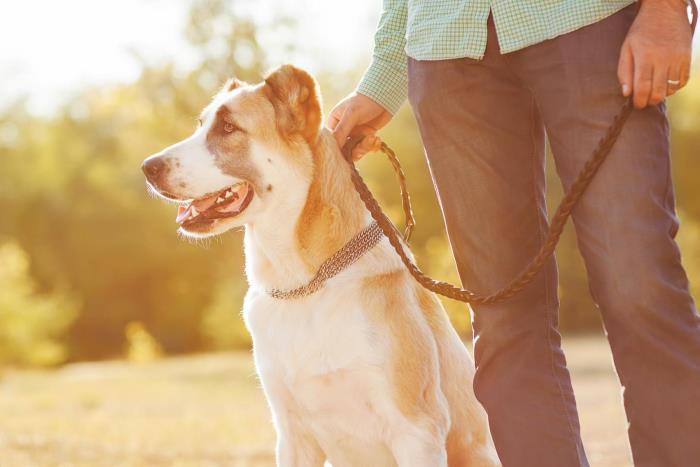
[328,1,699,466]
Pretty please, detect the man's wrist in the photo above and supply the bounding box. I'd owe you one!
[356,57,408,115]
[640,0,689,12]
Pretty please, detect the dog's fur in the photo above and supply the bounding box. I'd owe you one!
[143,65,499,467]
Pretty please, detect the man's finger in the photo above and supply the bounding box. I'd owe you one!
[351,135,381,161]
[667,62,683,96]
[680,58,691,87]
[352,139,372,161]
[617,42,634,97]
[348,126,378,160]
[633,60,653,109]
[327,111,341,131]
[332,108,358,148]
[649,65,669,105]
[327,100,349,130]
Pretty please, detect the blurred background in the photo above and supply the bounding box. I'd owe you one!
[0,0,698,465]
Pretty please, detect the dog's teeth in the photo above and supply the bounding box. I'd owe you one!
[217,197,224,203]
[191,207,199,217]
[225,191,233,198]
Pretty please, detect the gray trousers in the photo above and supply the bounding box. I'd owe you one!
[407,5,700,467]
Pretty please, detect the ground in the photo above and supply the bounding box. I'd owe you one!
[0,335,632,467]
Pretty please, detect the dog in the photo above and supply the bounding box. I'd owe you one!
[142,64,500,467]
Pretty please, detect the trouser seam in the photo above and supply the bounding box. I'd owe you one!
[507,34,585,462]
[526,94,581,461]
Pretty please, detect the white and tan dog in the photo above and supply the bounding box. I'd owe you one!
[142,65,499,467]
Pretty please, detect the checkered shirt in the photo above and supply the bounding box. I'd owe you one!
[357,0,636,113]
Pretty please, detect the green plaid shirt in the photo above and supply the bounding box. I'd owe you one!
[357,0,635,113]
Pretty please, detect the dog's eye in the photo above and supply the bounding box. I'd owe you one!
[223,122,237,133]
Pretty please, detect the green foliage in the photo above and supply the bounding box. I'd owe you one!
[200,273,251,350]
[0,1,257,361]
[125,321,164,362]
[0,241,77,366]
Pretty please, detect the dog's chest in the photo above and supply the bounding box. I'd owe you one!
[243,286,397,460]
[243,286,386,381]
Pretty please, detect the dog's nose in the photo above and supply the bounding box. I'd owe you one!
[142,157,167,182]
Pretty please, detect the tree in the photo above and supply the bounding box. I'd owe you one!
[0,241,77,366]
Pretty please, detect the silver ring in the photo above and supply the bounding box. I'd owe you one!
[667,79,681,86]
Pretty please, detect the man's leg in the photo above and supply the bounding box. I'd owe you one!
[507,5,700,465]
[407,22,588,467]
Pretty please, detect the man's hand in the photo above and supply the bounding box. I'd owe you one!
[618,0,693,109]
[328,93,392,158]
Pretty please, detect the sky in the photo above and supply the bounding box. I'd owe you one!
[0,0,377,114]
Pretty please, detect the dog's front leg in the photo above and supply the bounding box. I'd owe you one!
[254,354,326,466]
[391,426,448,467]
[276,423,325,467]
[266,396,325,467]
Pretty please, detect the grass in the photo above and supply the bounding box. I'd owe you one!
[0,335,632,467]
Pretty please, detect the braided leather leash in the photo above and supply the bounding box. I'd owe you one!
[342,101,632,305]
[340,0,697,306]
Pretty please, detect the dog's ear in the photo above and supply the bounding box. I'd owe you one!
[223,78,245,93]
[263,64,322,144]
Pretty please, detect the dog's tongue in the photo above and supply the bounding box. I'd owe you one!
[176,205,190,224]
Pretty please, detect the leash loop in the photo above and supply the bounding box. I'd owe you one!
[346,135,416,242]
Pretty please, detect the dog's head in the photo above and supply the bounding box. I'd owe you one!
[142,64,323,238]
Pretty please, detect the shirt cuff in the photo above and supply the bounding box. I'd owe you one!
[356,57,408,115]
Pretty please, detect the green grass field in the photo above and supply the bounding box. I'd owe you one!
[0,336,632,467]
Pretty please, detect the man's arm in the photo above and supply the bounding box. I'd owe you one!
[357,0,409,114]
[328,0,408,150]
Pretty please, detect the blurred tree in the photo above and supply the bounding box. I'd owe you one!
[200,272,251,350]
[0,241,77,366]
[677,211,700,301]
[185,0,266,84]
[0,0,697,365]
[0,0,268,361]
[125,321,164,363]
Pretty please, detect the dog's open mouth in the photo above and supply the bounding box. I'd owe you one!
[176,181,254,228]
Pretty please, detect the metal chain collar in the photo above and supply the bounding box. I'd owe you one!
[267,221,384,300]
